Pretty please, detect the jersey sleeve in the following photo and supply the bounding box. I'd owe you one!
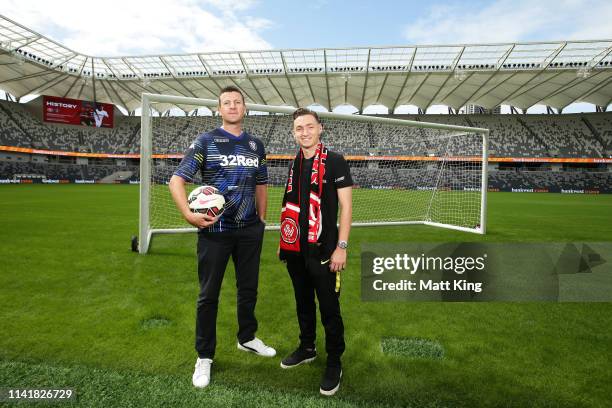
[173,136,206,182]
[333,154,353,189]
[256,141,268,185]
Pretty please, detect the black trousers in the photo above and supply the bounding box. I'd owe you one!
[286,254,345,367]
[195,221,265,359]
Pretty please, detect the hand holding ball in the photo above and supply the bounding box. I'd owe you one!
[188,186,225,218]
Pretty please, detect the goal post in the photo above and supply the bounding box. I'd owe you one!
[139,92,488,254]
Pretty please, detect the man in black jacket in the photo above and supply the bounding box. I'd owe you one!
[278,108,353,396]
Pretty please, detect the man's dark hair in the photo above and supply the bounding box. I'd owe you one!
[218,85,245,104]
[292,107,321,123]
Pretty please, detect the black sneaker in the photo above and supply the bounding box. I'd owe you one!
[280,347,316,369]
[320,365,342,396]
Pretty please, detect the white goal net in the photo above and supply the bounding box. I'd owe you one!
[139,93,488,253]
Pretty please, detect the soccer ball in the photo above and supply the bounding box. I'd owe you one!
[188,185,225,217]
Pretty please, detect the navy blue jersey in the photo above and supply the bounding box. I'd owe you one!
[174,127,268,232]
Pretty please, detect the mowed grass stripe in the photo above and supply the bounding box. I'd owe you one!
[0,360,402,408]
[150,184,482,229]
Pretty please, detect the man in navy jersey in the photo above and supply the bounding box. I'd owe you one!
[169,86,275,389]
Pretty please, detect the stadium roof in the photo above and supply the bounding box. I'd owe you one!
[1,14,611,113]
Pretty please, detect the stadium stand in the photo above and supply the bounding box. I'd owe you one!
[0,160,139,181]
[0,100,142,153]
[3,100,612,158]
[0,100,611,192]
[488,169,612,192]
[467,115,548,157]
[520,115,604,157]
[582,113,612,155]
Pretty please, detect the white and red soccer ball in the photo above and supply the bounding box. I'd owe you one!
[188,185,225,217]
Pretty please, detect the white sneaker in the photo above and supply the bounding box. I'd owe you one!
[192,358,212,388]
[237,337,276,357]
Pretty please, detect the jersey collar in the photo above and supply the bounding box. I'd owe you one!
[218,126,245,139]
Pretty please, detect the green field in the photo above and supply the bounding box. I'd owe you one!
[1,185,611,407]
[151,184,482,230]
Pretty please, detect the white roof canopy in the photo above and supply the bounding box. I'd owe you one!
[1,14,611,113]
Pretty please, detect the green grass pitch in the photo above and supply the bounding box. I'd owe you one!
[0,185,611,407]
[151,185,483,229]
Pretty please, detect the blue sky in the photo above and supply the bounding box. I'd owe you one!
[5,0,612,55]
[2,0,612,112]
[246,0,612,49]
[246,0,437,49]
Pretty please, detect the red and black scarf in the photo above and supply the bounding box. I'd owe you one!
[279,142,328,255]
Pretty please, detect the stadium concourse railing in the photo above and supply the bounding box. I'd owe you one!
[139,93,490,254]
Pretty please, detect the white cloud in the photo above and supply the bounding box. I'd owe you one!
[425,105,450,114]
[3,0,273,56]
[309,0,328,10]
[362,104,389,114]
[201,0,259,13]
[393,105,419,114]
[403,0,612,44]
[333,104,359,114]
